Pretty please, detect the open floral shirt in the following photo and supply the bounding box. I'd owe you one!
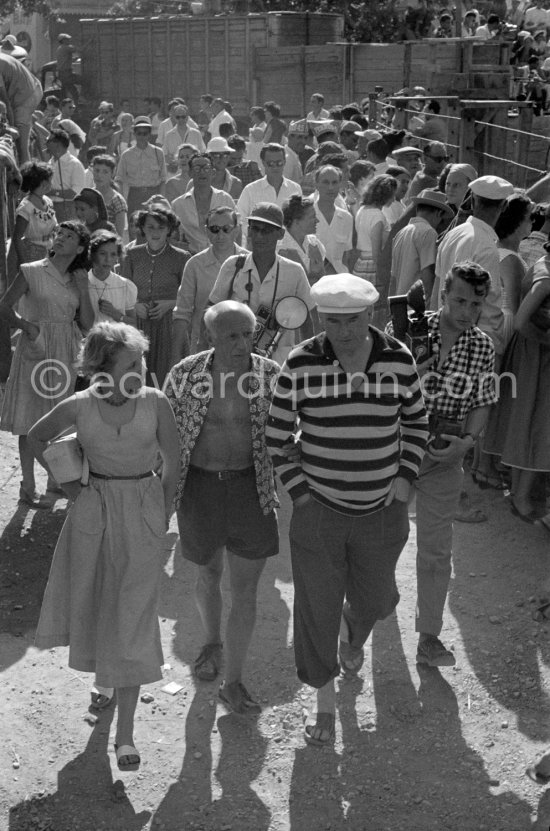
[164,349,280,514]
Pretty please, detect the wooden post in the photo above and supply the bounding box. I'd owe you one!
[455,0,463,38]
[518,104,534,189]
[459,106,478,169]
[368,92,378,129]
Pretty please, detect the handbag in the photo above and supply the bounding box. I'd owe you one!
[43,434,89,485]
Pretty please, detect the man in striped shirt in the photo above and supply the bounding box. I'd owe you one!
[266,274,428,747]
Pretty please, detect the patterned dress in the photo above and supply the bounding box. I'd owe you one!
[1,259,82,435]
[122,243,189,386]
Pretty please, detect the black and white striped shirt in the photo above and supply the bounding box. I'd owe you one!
[266,328,429,516]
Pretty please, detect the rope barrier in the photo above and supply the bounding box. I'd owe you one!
[474,119,550,142]
[479,151,546,174]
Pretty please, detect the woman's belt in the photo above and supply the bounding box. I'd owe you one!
[89,470,154,480]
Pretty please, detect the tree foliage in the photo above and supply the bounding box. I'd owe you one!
[0,0,53,16]
[104,0,404,42]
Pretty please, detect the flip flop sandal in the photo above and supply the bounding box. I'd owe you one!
[526,765,550,785]
[115,744,140,772]
[194,642,223,682]
[303,711,336,748]
[532,602,550,623]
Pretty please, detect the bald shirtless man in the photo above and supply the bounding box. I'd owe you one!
[164,301,280,714]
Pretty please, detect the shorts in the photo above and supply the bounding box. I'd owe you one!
[177,465,279,565]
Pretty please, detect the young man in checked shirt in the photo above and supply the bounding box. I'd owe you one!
[415,261,497,667]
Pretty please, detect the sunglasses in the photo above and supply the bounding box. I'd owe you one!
[429,155,449,162]
[191,165,212,172]
[264,160,285,168]
[135,129,150,135]
[249,222,278,235]
[175,115,187,120]
[207,224,234,234]
[209,152,229,158]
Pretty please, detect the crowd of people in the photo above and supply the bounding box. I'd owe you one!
[0,72,549,783]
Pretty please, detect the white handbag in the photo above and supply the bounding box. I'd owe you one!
[43,434,89,485]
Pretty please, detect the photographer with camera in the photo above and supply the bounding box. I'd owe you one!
[414,262,497,667]
[204,202,314,365]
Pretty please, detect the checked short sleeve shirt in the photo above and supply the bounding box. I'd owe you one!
[422,311,497,422]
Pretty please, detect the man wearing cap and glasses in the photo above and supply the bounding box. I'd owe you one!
[206,137,242,199]
[162,104,205,165]
[171,206,246,361]
[407,141,450,202]
[236,143,302,246]
[171,152,235,255]
[266,273,428,746]
[115,116,167,232]
[205,202,314,365]
[391,188,454,295]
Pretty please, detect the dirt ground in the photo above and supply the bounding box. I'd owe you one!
[1,431,550,831]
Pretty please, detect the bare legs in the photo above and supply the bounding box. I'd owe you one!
[195,548,266,685]
[115,685,140,758]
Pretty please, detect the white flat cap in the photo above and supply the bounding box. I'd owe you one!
[311,274,379,314]
[469,175,514,199]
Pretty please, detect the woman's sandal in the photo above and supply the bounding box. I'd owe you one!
[90,685,115,709]
[303,711,336,748]
[115,743,140,772]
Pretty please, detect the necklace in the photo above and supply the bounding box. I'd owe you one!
[99,388,129,407]
[146,242,168,258]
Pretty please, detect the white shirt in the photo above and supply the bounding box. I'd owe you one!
[524,6,549,29]
[236,176,302,245]
[50,152,86,200]
[157,115,199,147]
[163,125,205,157]
[283,146,303,184]
[313,200,353,273]
[435,216,504,353]
[88,270,138,322]
[208,251,313,364]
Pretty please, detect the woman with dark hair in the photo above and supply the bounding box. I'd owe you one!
[354,173,397,325]
[122,205,189,385]
[9,161,56,271]
[263,100,286,145]
[0,221,94,506]
[88,230,137,326]
[345,159,375,217]
[73,187,116,235]
[484,246,550,526]
[495,193,534,344]
[28,321,179,772]
[279,195,325,285]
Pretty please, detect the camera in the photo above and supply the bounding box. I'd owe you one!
[389,279,432,364]
[427,414,463,450]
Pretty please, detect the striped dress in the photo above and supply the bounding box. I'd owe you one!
[266,328,428,515]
